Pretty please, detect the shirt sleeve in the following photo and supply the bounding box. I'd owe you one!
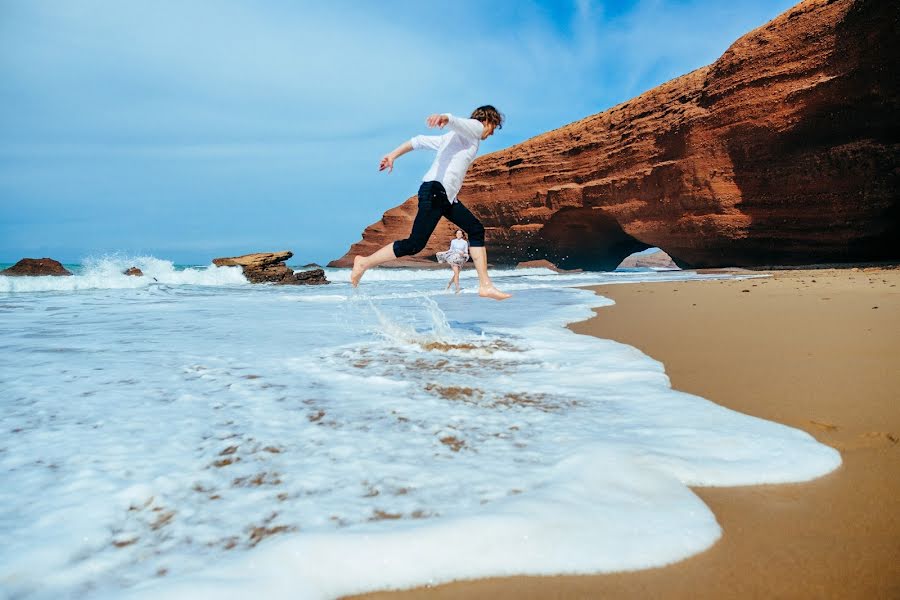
[410,134,446,151]
[443,113,484,142]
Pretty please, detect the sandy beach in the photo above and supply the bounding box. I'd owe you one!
[352,267,900,599]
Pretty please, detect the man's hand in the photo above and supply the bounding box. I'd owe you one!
[378,141,414,172]
[426,114,449,129]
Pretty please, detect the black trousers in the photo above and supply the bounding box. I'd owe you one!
[393,181,486,258]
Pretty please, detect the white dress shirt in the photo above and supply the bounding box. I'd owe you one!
[409,114,484,203]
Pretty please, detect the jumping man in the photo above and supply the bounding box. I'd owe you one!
[350,106,511,301]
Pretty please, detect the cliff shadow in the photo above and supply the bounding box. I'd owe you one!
[532,206,651,271]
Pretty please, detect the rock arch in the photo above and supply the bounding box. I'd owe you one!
[532,207,652,271]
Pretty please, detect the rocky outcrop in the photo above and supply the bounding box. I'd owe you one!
[516,259,563,271]
[124,267,144,277]
[291,268,329,284]
[617,250,679,270]
[332,0,898,270]
[1,258,72,276]
[212,251,329,285]
[515,259,582,273]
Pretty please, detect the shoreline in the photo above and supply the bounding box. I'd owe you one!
[350,267,899,599]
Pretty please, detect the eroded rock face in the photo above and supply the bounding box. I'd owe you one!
[332,0,898,270]
[213,251,329,285]
[1,258,72,277]
[124,267,144,277]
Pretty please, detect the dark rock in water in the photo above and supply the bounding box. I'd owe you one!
[515,259,583,273]
[292,268,328,284]
[1,258,73,277]
[212,251,329,285]
[123,267,144,277]
[516,259,561,271]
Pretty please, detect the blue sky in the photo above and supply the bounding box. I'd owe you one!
[0,0,797,265]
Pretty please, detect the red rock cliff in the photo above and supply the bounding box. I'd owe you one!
[331,0,898,270]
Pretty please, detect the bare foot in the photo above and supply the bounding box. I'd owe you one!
[479,285,511,301]
[351,255,367,288]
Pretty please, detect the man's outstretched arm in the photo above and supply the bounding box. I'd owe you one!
[379,141,413,173]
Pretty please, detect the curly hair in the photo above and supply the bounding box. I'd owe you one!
[470,105,504,130]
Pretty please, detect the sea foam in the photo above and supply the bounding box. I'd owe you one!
[0,265,839,599]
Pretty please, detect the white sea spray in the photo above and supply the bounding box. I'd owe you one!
[0,255,246,292]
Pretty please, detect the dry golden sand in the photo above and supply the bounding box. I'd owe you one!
[349,268,900,600]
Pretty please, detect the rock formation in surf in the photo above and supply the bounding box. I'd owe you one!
[123,267,144,277]
[1,258,73,277]
[617,250,679,270]
[331,0,898,270]
[212,251,329,285]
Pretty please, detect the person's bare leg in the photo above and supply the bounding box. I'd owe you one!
[469,247,511,300]
[450,265,461,291]
[351,243,398,287]
[446,268,454,290]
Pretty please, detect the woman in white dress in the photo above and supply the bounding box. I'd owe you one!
[436,229,469,293]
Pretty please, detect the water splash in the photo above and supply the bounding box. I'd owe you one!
[366,295,456,347]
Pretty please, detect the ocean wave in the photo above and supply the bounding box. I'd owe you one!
[0,255,248,292]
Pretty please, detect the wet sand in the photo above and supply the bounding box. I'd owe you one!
[350,268,900,599]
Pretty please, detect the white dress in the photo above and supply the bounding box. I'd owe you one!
[436,238,469,267]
